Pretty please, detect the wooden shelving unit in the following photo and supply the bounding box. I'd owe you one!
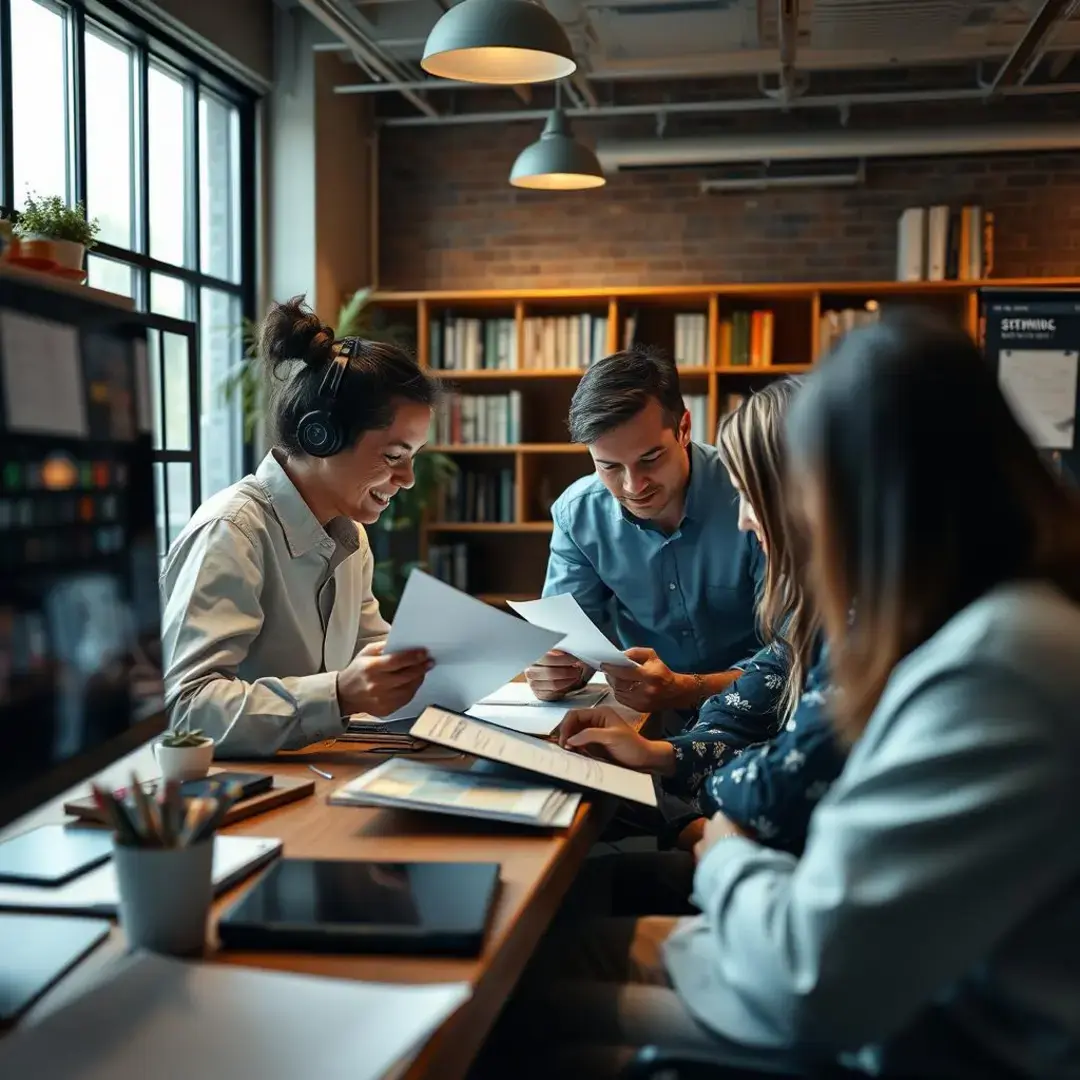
[374,277,1080,602]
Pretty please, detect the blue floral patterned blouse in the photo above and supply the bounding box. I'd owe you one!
[665,637,847,854]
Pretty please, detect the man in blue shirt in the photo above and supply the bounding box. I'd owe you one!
[525,348,763,714]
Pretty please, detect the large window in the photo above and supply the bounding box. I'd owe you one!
[1,0,256,552]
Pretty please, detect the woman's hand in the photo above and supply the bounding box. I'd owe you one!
[337,641,432,717]
[557,706,675,774]
[693,811,752,862]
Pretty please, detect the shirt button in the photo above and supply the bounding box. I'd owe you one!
[668,582,677,591]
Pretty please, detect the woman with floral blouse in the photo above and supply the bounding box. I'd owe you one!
[558,378,846,855]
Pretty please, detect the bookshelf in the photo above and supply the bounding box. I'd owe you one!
[374,277,1080,606]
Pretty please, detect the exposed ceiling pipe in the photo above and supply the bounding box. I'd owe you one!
[378,79,1080,127]
[776,0,800,103]
[295,0,440,117]
[700,163,865,193]
[597,123,1080,171]
[985,0,1080,95]
[541,0,601,107]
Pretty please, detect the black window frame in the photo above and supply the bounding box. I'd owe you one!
[0,0,258,532]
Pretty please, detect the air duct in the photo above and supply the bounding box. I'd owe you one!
[596,123,1080,171]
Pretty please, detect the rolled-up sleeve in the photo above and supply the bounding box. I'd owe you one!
[161,518,345,757]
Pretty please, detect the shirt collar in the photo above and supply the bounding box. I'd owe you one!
[255,450,335,559]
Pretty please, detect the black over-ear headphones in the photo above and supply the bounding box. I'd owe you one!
[296,337,359,457]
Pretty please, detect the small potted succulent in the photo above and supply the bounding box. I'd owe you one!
[13,192,100,275]
[154,728,215,782]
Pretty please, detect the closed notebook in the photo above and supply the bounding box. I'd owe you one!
[330,757,581,828]
[0,950,471,1080]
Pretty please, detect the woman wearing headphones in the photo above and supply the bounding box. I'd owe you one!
[160,297,437,757]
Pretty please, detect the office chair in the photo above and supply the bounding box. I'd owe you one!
[623,1044,864,1080]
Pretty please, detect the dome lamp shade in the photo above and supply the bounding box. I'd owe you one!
[421,0,577,85]
[509,108,606,190]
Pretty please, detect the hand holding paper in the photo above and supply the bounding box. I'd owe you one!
[508,594,637,670]
[381,571,564,719]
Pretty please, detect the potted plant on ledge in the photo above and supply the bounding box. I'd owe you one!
[12,193,100,279]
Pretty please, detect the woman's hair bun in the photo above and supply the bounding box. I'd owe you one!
[259,295,335,378]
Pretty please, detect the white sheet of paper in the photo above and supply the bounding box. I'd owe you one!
[1,310,88,438]
[475,681,609,708]
[999,348,1079,450]
[384,571,564,719]
[412,707,658,806]
[507,594,636,669]
[468,681,610,737]
[0,951,470,1080]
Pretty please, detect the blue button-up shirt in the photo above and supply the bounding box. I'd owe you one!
[542,441,764,675]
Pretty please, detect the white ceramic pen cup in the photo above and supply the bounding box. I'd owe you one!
[153,736,214,783]
[113,837,214,956]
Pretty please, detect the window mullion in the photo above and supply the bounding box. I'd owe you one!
[0,0,13,210]
[136,42,149,258]
[70,1,87,206]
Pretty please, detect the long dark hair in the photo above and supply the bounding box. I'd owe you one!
[259,296,438,456]
[787,313,1080,740]
[717,378,815,723]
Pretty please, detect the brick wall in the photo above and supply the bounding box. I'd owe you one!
[378,96,1080,290]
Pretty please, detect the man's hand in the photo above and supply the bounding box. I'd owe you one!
[693,811,751,862]
[556,706,675,774]
[601,647,696,712]
[337,641,432,718]
[525,649,591,702]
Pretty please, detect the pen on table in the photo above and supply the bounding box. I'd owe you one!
[308,764,333,780]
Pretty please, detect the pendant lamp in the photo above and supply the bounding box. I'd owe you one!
[509,98,606,190]
[421,0,577,85]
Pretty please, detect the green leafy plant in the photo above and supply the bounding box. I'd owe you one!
[13,193,100,248]
[160,728,212,749]
[223,288,458,608]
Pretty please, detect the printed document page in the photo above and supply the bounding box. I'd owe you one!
[508,594,636,669]
[412,708,658,807]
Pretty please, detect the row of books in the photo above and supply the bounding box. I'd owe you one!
[719,310,775,367]
[818,305,881,357]
[435,467,516,524]
[430,317,516,371]
[896,204,994,282]
[431,392,522,446]
[523,314,609,370]
[623,311,710,367]
[428,542,468,592]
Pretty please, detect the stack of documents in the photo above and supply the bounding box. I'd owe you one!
[467,681,610,737]
[0,951,470,1080]
[330,757,581,828]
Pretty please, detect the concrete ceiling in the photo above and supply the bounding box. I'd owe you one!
[297,0,1080,119]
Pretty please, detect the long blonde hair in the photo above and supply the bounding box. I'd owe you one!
[717,379,817,723]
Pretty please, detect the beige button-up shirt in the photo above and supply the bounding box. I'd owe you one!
[160,451,389,757]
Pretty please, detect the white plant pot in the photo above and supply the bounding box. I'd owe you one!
[154,738,215,783]
[47,237,86,271]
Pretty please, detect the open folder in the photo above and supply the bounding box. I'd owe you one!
[382,571,565,720]
[411,707,658,807]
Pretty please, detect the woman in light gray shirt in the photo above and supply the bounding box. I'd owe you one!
[160,297,437,757]
[503,316,1080,1079]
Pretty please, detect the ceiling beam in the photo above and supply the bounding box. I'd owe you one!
[986,0,1080,94]
[296,0,440,117]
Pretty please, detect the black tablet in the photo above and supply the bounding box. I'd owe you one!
[0,825,113,887]
[217,858,500,957]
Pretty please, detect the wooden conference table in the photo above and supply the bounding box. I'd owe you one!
[2,709,648,1080]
